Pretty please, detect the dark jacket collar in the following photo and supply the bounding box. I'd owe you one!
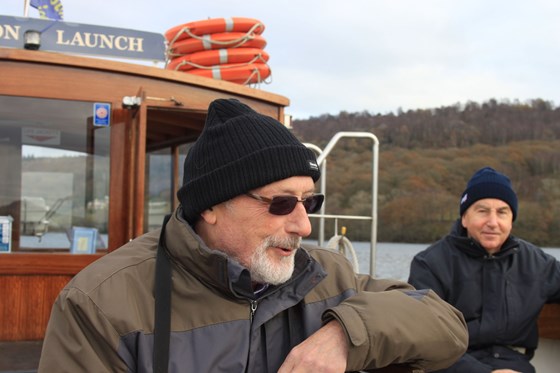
[449,219,519,258]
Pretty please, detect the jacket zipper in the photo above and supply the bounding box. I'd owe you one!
[249,300,258,323]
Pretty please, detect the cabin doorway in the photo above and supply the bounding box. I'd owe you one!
[142,106,204,233]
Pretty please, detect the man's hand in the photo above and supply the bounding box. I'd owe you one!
[278,320,349,372]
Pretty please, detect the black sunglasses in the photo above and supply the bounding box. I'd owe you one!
[245,193,324,215]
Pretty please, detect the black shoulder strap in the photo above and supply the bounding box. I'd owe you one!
[154,214,172,373]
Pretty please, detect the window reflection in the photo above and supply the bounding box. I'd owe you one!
[146,148,173,232]
[0,96,110,251]
[144,144,191,232]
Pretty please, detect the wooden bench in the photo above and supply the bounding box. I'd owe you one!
[538,303,560,339]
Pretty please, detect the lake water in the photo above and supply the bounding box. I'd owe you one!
[306,240,560,281]
[20,233,560,282]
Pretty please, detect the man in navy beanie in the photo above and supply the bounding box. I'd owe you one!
[409,166,560,373]
[40,99,468,373]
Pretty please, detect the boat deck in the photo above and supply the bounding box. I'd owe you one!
[0,341,41,373]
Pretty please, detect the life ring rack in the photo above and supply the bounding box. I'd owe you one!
[186,63,271,85]
[167,48,270,71]
[164,17,270,86]
[164,17,265,43]
[167,32,267,58]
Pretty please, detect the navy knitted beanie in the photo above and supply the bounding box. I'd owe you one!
[177,98,321,224]
[459,166,518,221]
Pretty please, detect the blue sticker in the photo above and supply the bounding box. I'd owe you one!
[93,103,111,127]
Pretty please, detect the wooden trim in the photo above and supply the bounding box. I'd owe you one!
[0,253,102,275]
[134,98,148,237]
[108,110,131,250]
[127,111,137,242]
[0,48,289,107]
[278,105,285,124]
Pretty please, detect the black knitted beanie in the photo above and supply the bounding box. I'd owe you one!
[178,98,321,224]
[459,166,518,221]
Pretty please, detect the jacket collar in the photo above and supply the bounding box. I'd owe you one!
[449,219,519,258]
[162,207,324,300]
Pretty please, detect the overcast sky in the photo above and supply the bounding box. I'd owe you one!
[4,0,560,119]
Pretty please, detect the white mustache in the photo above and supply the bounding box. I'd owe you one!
[264,236,301,250]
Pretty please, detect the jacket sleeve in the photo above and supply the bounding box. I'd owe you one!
[408,253,446,298]
[323,273,468,372]
[408,252,487,348]
[38,287,128,373]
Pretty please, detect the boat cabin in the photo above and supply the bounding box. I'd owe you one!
[0,46,288,347]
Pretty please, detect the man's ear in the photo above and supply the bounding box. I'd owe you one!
[199,207,217,225]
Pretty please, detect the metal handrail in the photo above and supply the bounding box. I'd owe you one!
[305,131,379,276]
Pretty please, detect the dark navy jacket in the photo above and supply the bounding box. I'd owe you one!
[408,220,560,373]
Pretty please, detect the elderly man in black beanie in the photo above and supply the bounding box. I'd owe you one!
[39,98,468,373]
[409,166,560,373]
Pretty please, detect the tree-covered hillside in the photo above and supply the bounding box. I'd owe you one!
[291,99,560,246]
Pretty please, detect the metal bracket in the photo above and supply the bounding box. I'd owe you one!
[122,96,183,109]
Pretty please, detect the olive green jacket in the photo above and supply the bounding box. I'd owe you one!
[39,208,467,372]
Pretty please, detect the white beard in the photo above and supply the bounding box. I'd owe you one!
[249,235,301,285]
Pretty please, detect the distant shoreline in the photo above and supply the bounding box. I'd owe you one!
[305,240,560,280]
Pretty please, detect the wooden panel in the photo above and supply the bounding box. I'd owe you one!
[0,275,71,340]
[538,304,560,339]
[0,253,101,341]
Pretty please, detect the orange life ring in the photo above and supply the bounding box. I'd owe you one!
[165,17,265,43]
[186,63,271,84]
[167,48,270,71]
[168,32,267,56]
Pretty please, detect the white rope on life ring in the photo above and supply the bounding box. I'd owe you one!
[326,230,360,273]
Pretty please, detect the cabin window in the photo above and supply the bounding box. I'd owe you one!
[143,143,192,232]
[145,148,174,232]
[0,95,110,252]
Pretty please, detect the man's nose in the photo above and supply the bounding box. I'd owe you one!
[286,202,312,237]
